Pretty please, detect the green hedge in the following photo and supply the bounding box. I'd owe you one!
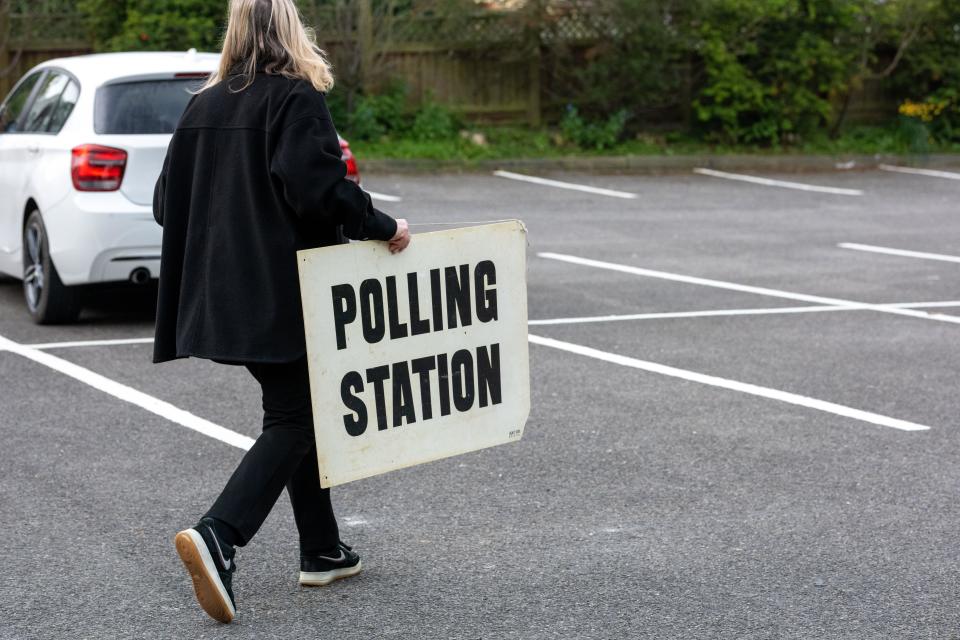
[545,0,960,148]
[77,0,224,51]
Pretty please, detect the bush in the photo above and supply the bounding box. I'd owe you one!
[78,0,225,51]
[345,98,387,141]
[890,0,960,144]
[691,0,856,146]
[344,83,413,141]
[410,102,460,142]
[560,106,629,150]
[339,83,461,143]
[364,84,411,136]
[324,89,350,131]
[895,114,933,154]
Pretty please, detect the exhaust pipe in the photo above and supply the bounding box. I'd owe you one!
[129,267,151,285]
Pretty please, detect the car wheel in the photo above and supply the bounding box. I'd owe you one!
[22,209,81,324]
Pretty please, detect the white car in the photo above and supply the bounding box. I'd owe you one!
[0,50,362,324]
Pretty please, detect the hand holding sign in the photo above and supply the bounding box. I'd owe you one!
[298,220,530,487]
[389,218,410,254]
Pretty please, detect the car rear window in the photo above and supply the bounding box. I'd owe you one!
[94,79,201,134]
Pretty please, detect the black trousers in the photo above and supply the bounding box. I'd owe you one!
[205,357,339,553]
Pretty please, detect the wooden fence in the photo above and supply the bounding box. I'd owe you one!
[0,2,91,99]
[305,4,544,124]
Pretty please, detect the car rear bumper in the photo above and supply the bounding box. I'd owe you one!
[44,191,162,286]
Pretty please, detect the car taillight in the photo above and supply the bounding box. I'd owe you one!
[71,144,127,191]
[340,141,360,184]
[345,155,359,181]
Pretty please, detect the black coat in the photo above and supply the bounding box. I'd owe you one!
[152,74,397,364]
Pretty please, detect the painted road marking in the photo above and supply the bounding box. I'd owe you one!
[839,243,960,265]
[493,170,638,199]
[20,298,960,352]
[879,164,960,181]
[693,168,864,196]
[367,191,403,203]
[538,252,960,325]
[0,334,253,451]
[2,326,928,451]
[529,334,930,432]
[529,300,960,326]
[27,337,156,349]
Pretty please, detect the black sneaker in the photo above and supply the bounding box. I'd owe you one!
[299,541,362,586]
[174,518,237,623]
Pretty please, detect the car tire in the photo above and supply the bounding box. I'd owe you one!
[22,209,82,324]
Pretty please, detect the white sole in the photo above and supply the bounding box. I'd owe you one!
[174,528,236,623]
[299,560,363,586]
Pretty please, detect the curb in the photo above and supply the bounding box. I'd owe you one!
[360,153,960,175]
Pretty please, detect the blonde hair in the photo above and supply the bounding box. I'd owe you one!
[201,0,334,93]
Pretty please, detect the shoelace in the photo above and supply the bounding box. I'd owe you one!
[303,541,353,561]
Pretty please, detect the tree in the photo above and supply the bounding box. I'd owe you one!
[78,0,226,52]
[690,0,862,145]
[829,0,942,136]
[888,0,960,141]
[543,0,700,126]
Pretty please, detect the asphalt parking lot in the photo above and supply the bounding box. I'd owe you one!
[1,166,959,639]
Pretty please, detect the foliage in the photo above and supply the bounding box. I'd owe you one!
[360,83,411,135]
[889,0,960,143]
[350,122,960,162]
[690,0,859,146]
[543,0,698,132]
[345,96,387,140]
[36,0,960,150]
[334,0,960,151]
[899,98,949,123]
[335,80,460,143]
[410,101,459,141]
[343,81,409,140]
[324,87,350,130]
[559,105,628,150]
[77,0,225,52]
[542,0,959,147]
[350,125,575,162]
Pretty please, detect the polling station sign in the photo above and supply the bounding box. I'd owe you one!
[297,220,530,488]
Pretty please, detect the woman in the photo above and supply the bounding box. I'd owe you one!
[152,0,410,624]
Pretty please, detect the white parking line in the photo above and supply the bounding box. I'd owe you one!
[0,334,254,451]
[530,305,850,325]
[878,164,960,181]
[28,337,156,350]
[1,315,935,446]
[18,296,960,354]
[529,334,930,432]
[693,168,864,196]
[838,243,960,264]
[367,191,403,203]
[537,252,960,325]
[493,170,638,199]
[528,300,960,326]
[20,299,960,350]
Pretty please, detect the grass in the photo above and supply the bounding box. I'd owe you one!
[348,124,960,163]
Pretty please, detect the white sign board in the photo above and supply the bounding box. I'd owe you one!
[297,220,530,488]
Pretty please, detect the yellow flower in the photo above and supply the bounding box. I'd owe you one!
[899,99,950,123]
